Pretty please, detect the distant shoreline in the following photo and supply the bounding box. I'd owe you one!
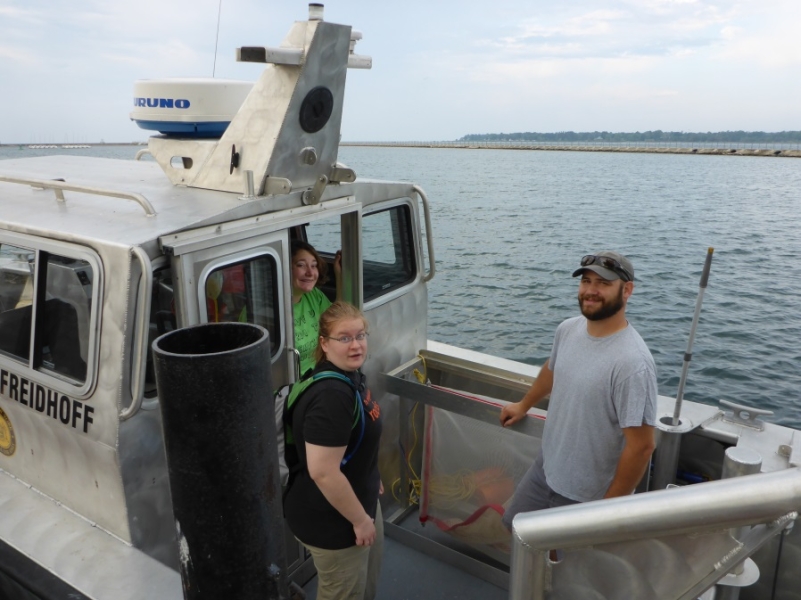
[4,141,799,158]
[342,141,801,158]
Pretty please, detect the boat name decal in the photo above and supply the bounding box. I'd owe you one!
[133,98,191,109]
[0,369,94,434]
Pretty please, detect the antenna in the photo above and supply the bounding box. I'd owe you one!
[212,0,223,77]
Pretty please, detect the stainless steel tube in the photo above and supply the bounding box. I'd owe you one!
[513,468,801,551]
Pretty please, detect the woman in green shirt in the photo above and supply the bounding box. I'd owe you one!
[292,240,341,377]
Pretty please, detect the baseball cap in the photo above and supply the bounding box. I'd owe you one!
[572,251,634,281]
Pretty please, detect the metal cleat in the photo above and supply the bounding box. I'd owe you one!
[719,399,773,431]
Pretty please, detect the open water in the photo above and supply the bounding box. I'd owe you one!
[339,146,801,429]
[2,145,800,427]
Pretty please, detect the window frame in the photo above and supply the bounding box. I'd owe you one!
[196,246,284,359]
[0,232,102,398]
[361,199,420,307]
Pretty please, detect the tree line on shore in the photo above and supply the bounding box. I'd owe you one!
[459,130,801,143]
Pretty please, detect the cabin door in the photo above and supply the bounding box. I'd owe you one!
[161,200,361,392]
[163,230,290,391]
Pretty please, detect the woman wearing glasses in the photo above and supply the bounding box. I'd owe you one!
[291,240,342,378]
[284,302,383,600]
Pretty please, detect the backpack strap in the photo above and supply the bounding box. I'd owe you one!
[345,396,365,466]
[289,370,366,467]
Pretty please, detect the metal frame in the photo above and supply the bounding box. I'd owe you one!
[383,353,801,599]
[0,230,103,399]
[380,354,545,590]
[195,246,284,326]
[509,468,801,600]
[385,365,543,439]
[159,196,359,257]
[360,197,421,310]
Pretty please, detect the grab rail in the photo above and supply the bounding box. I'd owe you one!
[412,184,436,282]
[0,175,157,217]
[510,467,801,600]
[120,246,153,421]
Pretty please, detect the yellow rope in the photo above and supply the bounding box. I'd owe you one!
[391,402,423,504]
[427,470,478,509]
[392,354,484,509]
[392,355,429,504]
[412,353,428,384]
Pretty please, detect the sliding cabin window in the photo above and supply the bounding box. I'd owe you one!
[0,244,35,363]
[302,204,417,303]
[0,242,96,386]
[361,205,416,301]
[203,254,281,355]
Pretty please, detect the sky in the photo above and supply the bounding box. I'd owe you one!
[1,0,800,143]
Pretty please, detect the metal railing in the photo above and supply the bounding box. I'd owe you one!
[0,174,157,216]
[510,468,801,600]
[119,246,153,421]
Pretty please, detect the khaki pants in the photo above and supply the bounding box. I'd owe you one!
[302,502,384,600]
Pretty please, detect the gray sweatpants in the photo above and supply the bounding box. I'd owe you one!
[502,451,580,531]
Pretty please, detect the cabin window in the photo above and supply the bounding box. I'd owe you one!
[0,244,93,384]
[204,255,281,355]
[0,244,35,363]
[361,205,416,300]
[38,254,92,382]
[302,204,417,303]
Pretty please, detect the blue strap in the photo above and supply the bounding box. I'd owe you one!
[311,371,365,467]
[341,390,365,467]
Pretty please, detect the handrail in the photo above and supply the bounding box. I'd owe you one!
[510,467,801,600]
[412,184,436,282]
[120,246,153,421]
[288,347,301,380]
[134,148,152,161]
[0,174,157,217]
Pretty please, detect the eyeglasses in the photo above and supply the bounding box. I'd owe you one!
[580,255,632,282]
[324,332,369,344]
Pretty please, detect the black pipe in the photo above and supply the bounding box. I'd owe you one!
[153,322,287,600]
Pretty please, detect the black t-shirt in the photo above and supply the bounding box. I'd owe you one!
[283,361,382,549]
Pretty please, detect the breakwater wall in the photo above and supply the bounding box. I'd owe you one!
[343,141,801,158]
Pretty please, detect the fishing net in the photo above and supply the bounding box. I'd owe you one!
[419,388,542,555]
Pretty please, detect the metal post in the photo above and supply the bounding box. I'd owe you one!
[652,415,694,490]
[716,447,763,600]
[721,447,763,479]
[672,247,714,424]
[653,248,714,490]
[509,525,545,600]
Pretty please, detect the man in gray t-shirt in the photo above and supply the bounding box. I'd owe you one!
[500,251,657,530]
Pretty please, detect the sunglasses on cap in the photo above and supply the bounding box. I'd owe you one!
[580,255,632,282]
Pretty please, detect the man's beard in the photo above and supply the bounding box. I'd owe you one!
[579,285,625,321]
